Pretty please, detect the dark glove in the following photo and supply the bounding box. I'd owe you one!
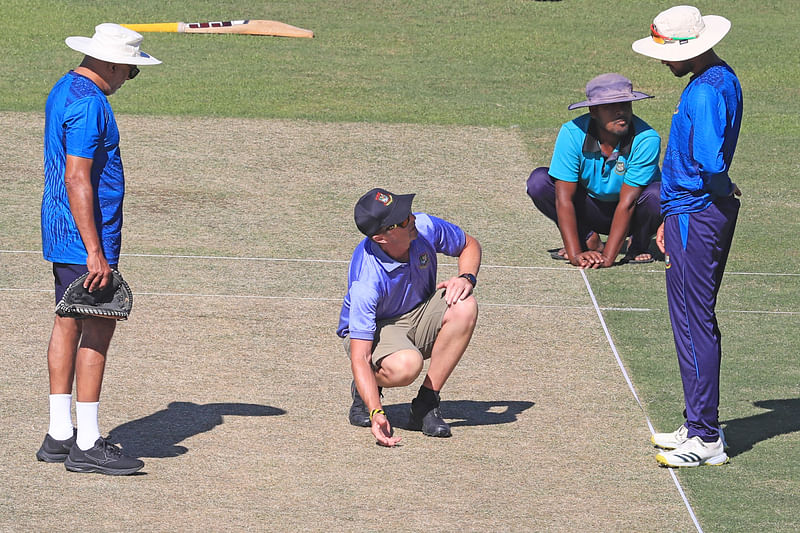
[55,270,133,320]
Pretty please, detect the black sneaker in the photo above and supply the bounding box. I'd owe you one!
[409,402,452,438]
[348,380,371,427]
[64,437,144,475]
[36,428,77,463]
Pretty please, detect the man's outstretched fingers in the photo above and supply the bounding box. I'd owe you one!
[372,416,402,447]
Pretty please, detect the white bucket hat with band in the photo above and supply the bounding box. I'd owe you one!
[632,5,730,62]
[66,23,161,65]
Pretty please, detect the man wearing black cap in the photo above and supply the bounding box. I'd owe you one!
[337,188,481,446]
[526,73,662,268]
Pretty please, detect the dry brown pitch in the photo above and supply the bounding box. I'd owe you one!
[0,112,693,531]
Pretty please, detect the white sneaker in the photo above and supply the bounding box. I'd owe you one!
[651,424,728,450]
[651,424,689,449]
[656,436,729,468]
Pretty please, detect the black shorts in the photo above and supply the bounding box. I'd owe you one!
[52,263,118,304]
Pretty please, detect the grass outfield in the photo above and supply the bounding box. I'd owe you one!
[1,1,799,531]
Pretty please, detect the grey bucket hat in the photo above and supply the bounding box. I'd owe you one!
[568,73,653,110]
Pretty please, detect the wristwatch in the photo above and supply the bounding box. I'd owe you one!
[459,273,477,287]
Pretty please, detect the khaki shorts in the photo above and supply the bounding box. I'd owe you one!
[343,288,449,367]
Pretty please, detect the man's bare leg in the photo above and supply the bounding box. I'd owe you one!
[74,317,115,402]
[47,316,81,395]
[424,296,478,391]
[411,296,478,437]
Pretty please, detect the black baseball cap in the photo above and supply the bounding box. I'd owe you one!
[354,188,415,236]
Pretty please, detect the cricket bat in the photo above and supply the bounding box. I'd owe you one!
[121,19,314,38]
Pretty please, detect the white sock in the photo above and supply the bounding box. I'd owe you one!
[48,394,74,440]
[76,401,101,450]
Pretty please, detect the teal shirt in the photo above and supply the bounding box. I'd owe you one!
[548,114,661,202]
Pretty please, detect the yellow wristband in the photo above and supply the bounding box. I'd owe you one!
[369,408,385,421]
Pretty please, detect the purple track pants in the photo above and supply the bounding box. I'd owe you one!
[526,167,662,254]
[664,195,740,441]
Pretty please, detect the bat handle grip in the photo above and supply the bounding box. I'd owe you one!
[121,22,181,33]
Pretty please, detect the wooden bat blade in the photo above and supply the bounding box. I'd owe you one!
[123,20,314,38]
[186,20,314,38]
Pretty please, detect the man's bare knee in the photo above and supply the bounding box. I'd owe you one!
[443,296,478,329]
[79,317,116,354]
[377,350,423,387]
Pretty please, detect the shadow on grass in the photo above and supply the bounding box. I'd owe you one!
[107,401,285,458]
[385,399,534,429]
[723,398,800,458]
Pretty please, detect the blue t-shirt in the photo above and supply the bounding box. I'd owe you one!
[548,114,661,202]
[337,213,466,340]
[42,71,124,264]
[661,63,742,216]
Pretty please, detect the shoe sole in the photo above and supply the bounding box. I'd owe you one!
[36,450,69,463]
[656,453,729,468]
[408,424,452,438]
[408,415,452,438]
[423,428,451,438]
[64,459,144,476]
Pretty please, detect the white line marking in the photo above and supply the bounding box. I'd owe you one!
[136,292,343,301]
[579,269,704,533]
[0,288,796,315]
[2,249,797,276]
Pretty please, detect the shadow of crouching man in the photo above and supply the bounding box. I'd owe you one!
[384,399,535,429]
[107,401,286,458]
[722,398,800,458]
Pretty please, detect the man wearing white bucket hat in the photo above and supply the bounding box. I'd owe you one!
[633,6,743,468]
[38,23,160,475]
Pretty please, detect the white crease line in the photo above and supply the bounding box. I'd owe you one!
[0,288,796,315]
[2,250,797,276]
[579,269,703,533]
[136,292,343,301]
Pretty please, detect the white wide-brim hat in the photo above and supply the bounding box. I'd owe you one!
[66,23,161,65]
[632,6,730,62]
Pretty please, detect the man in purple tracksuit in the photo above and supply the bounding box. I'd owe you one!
[633,5,742,467]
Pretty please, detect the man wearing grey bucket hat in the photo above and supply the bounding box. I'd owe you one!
[526,73,662,268]
[633,6,742,468]
[38,23,160,475]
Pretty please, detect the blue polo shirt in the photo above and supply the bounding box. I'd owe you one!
[337,213,466,340]
[661,62,742,216]
[548,114,661,202]
[42,71,124,265]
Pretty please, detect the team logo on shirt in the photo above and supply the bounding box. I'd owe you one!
[673,101,680,115]
[615,161,626,174]
[664,253,671,269]
[418,252,430,268]
[375,192,393,206]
